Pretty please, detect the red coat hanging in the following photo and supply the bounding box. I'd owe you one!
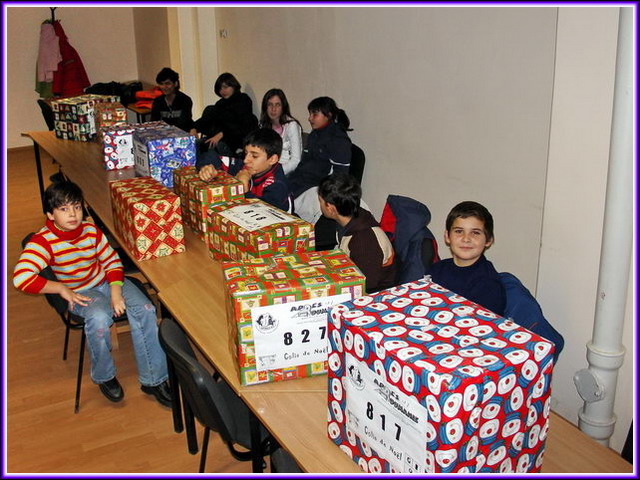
[51,20,90,98]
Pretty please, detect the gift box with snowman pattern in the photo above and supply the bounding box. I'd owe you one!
[327,279,554,473]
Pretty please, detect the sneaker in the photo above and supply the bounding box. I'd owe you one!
[98,377,124,403]
[141,380,172,407]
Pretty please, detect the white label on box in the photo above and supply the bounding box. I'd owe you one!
[344,353,429,473]
[134,141,150,177]
[252,294,351,371]
[219,203,294,232]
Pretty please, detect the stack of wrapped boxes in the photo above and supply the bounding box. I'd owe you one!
[94,102,127,132]
[207,198,315,262]
[52,94,120,141]
[173,167,245,239]
[133,125,196,187]
[328,279,555,473]
[224,250,366,385]
[99,121,167,171]
[110,177,185,261]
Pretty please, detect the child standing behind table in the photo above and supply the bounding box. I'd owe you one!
[196,128,294,214]
[427,200,506,316]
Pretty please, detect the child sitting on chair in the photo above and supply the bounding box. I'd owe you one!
[427,200,506,316]
[196,128,294,213]
[317,173,396,294]
[13,181,171,407]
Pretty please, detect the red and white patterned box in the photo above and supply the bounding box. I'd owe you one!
[99,121,169,170]
[327,279,554,473]
[109,177,186,261]
[94,102,127,131]
[207,198,314,262]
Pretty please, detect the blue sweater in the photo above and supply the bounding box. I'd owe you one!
[428,255,506,316]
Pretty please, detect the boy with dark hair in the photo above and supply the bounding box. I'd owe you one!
[13,181,171,407]
[317,173,396,293]
[197,128,294,213]
[428,200,506,315]
[151,67,194,132]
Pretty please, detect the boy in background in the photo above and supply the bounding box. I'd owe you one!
[150,67,194,132]
[197,128,294,213]
[428,200,506,316]
[317,173,396,294]
[13,181,171,407]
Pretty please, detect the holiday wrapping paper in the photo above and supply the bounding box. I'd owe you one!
[172,166,245,239]
[110,176,185,261]
[133,125,197,188]
[52,94,120,141]
[327,279,554,473]
[99,121,169,170]
[223,250,366,386]
[94,102,127,131]
[207,197,314,262]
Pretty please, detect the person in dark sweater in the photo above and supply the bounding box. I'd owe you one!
[196,128,293,213]
[288,96,352,198]
[191,72,258,157]
[427,201,506,316]
[318,173,396,294]
[150,67,194,132]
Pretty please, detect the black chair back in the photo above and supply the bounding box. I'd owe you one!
[37,99,56,131]
[349,143,366,184]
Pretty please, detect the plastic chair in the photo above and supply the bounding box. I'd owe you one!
[349,143,366,184]
[21,233,151,413]
[37,99,55,131]
[158,317,301,473]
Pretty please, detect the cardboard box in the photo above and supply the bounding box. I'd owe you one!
[133,125,197,187]
[173,167,246,239]
[207,198,314,262]
[328,279,555,473]
[110,176,186,261]
[100,121,168,170]
[223,250,366,385]
[51,94,120,141]
[94,102,127,131]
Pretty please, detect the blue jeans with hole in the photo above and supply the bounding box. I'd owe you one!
[69,279,168,387]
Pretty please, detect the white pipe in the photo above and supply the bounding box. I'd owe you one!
[575,7,633,446]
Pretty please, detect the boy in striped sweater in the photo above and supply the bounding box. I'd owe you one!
[13,181,171,407]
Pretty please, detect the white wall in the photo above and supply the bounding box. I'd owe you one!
[538,7,632,452]
[6,6,138,148]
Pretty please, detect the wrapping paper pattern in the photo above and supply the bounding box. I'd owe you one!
[52,94,120,141]
[327,279,554,473]
[94,102,127,131]
[133,125,196,187]
[207,197,314,262]
[173,166,245,239]
[99,121,168,171]
[110,177,185,260]
[224,250,366,385]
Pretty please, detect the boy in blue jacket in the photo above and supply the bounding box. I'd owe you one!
[196,128,294,213]
[427,201,506,316]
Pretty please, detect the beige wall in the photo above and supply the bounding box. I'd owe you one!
[6,6,138,148]
[133,7,171,85]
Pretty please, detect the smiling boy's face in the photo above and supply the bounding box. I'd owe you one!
[243,144,278,176]
[444,216,493,267]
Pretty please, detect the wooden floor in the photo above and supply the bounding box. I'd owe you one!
[5,147,256,474]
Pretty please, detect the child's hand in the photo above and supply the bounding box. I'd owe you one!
[205,132,223,147]
[59,285,91,310]
[110,283,126,317]
[199,165,217,182]
[235,169,251,190]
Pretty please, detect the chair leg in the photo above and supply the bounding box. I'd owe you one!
[167,359,184,433]
[63,323,71,361]
[75,331,86,414]
[110,325,120,351]
[199,427,210,473]
[250,410,264,473]
[184,399,199,454]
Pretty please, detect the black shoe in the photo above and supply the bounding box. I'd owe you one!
[141,380,172,407]
[98,377,124,403]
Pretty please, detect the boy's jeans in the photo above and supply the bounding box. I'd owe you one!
[70,279,168,387]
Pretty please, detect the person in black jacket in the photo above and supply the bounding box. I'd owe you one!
[150,67,194,132]
[191,73,258,156]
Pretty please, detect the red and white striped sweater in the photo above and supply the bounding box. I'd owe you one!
[13,220,124,294]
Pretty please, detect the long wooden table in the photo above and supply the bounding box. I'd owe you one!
[24,131,633,474]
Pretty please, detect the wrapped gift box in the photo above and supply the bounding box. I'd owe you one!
[223,250,366,385]
[100,121,169,170]
[207,198,314,262]
[327,279,555,473]
[94,102,127,131]
[173,167,245,239]
[133,125,197,187]
[110,176,185,261]
[52,94,120,141]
